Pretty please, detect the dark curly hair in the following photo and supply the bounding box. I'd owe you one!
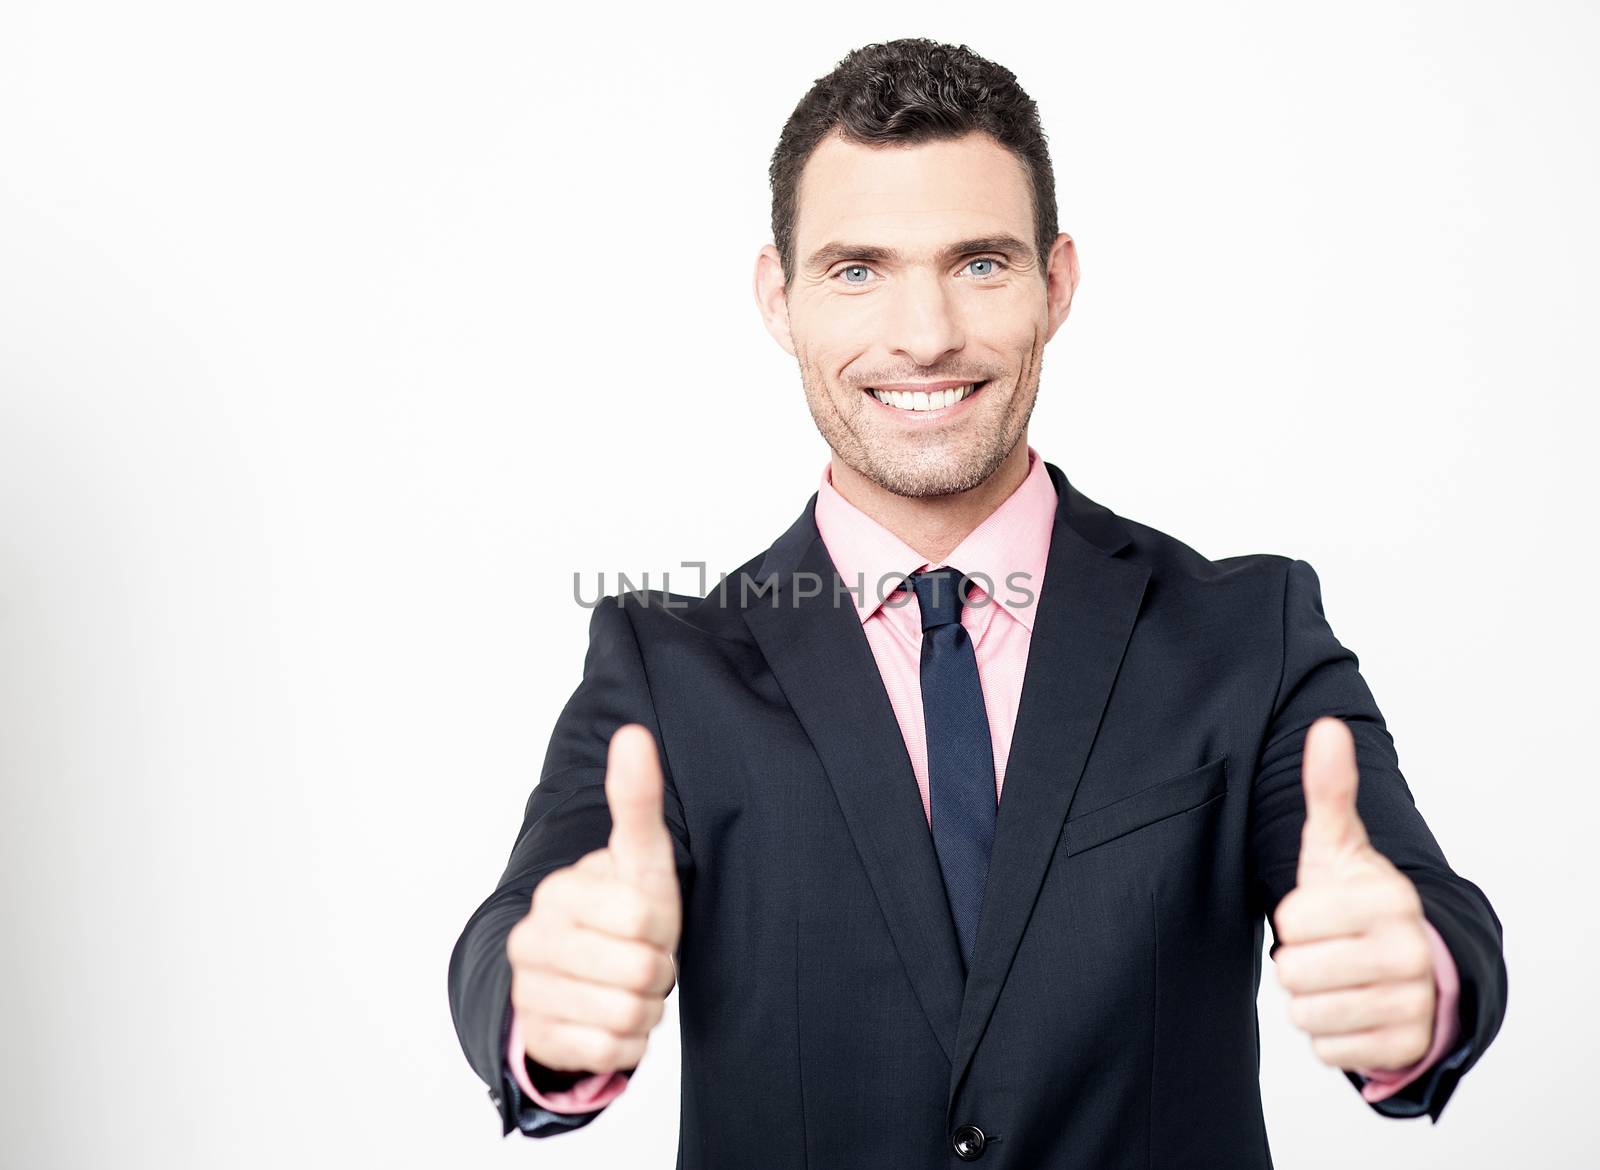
[769,38,1058,292]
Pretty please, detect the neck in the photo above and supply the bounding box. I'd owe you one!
[828,439,1032,565]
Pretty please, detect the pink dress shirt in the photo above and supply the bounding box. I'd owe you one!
[509,447,1460,1114]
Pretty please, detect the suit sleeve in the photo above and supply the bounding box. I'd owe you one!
[1247,558,1507,1124]
[447,593,694,1138]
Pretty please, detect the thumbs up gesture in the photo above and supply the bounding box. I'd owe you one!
[1271,716,1437,1072]
[506,724,683,1076]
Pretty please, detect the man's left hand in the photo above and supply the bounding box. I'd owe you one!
[1272,716,1436,1072]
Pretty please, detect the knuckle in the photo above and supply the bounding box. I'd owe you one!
[506,918,540,968]
[620,892,654,939]
[1385,1029,1423,1067]
[512,973,551,1021]
[522,1014,554,1054]
[563,1029,599,1070]
[597,1031,644,1072]
[1409,1020,1432,1049]
[1286,995,1312,1030]
[1406,933,1433,976]
[588,1032,625,1071]
[520,895,549,929]
[1372,940,1408,981]
[1407,1024,1432,1057]
[616,993,653,1033]
[632,948,662,990]
[1399,980,1432,1020]
[530,877,563,918]
[1396,882,1423,917]
[1385,932,1429,979]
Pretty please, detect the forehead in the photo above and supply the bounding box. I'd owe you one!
[793,130,1034,259]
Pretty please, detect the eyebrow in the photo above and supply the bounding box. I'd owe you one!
[803,234,1033,275]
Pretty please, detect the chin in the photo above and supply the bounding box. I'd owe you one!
[854,442,1012,499]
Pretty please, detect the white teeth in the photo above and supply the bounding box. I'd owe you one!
[869,383,977,411]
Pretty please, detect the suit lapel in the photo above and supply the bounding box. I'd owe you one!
[740,461,1151,1093]
[742,497,967,1063]
[946,461,1150,1102]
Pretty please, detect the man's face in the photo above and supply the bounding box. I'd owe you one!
[756,130,1079,498]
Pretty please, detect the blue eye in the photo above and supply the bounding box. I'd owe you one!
[830,256,1010,285]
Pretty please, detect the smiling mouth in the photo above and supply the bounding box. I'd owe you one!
[863,380,988,412]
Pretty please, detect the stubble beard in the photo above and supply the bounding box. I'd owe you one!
[799,353,1040,500]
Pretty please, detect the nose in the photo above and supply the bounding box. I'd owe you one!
[882,268,965,370]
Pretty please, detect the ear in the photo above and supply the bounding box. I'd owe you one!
[753,244,797,357]
[1043,232,1081,344]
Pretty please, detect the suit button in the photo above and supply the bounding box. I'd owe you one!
[952,1124,986,1160]
[487,1087,503,1108]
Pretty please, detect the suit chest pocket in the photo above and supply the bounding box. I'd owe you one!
[1060,755,1228,857]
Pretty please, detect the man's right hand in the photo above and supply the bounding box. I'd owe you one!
[506,723,683,1076]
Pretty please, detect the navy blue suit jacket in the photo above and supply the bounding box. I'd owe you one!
[448,462,1505,1168]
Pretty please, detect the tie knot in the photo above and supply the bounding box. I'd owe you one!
[909,567,970,631]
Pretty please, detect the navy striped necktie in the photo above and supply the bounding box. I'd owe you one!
[908,567,997,972]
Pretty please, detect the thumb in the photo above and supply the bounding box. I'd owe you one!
[604,723,677,890]
[1297,716,1370,881]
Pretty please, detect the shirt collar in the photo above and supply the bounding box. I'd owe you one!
[813,445,1057,636]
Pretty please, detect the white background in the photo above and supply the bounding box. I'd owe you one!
[2,2,1595,1166]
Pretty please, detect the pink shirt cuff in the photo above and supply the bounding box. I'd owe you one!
[1354,918,1462,1102]
[506,1003,631,1114]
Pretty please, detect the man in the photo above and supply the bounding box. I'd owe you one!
[447,38,1506,1167]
